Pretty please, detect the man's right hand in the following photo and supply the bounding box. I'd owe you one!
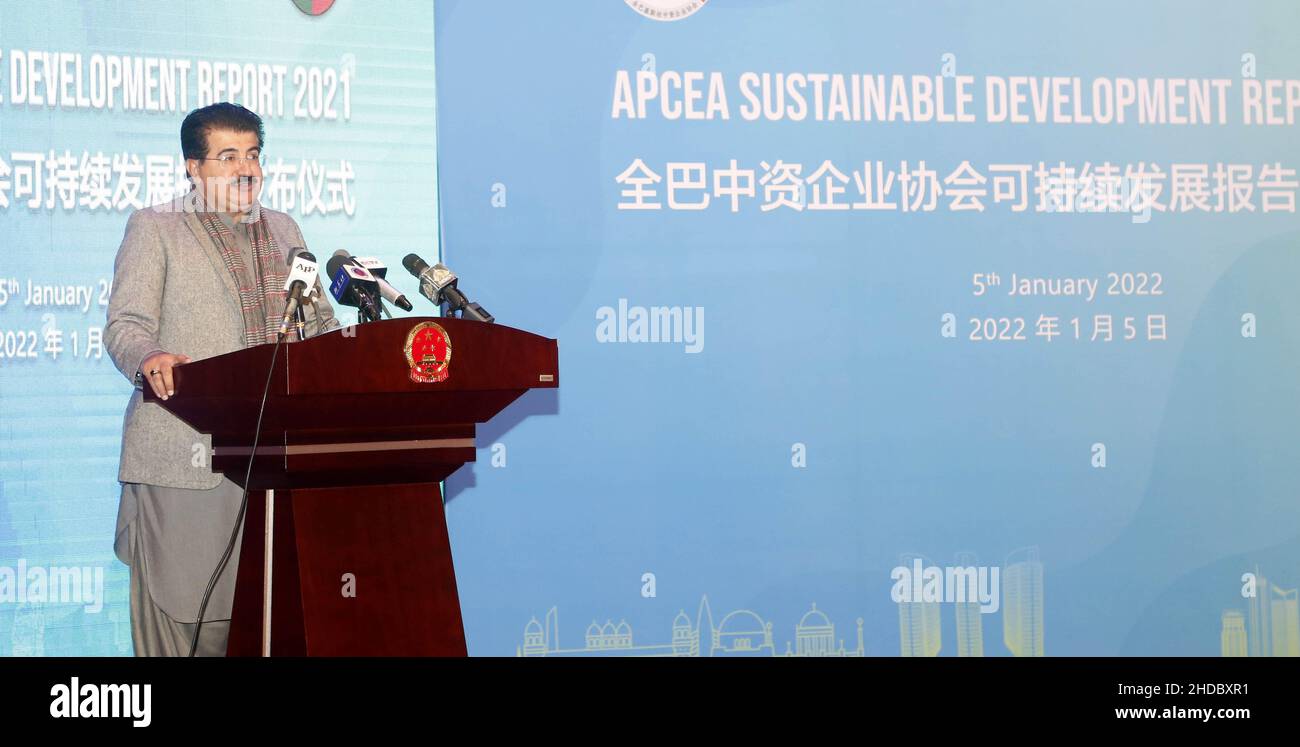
[139,352,192,401]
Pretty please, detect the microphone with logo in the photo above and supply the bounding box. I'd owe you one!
[327,250,383,324]
[350,255,414,312]
[402,253,495,323]
[278,249,319,341]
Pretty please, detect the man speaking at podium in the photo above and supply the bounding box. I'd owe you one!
[104,103,339,656]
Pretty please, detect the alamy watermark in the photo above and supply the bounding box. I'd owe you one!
[890,557,1000,614]
[595,298,704,353]
[0,559,105,613]
[50,677,151,727]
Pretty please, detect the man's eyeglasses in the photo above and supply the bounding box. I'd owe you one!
[195,152,266,167]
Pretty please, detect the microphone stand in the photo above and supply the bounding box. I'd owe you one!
[293,302,308,341]
[357,290,382,324]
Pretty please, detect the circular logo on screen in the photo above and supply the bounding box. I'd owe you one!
[404,322,452,384]
[292,0,336,16]
[625,0,708,22]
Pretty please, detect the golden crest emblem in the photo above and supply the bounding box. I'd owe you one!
[404,321,452,383]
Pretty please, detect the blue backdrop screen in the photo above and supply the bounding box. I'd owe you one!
[434,0,1300,657]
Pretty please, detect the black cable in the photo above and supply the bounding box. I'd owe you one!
[187,335,284,657]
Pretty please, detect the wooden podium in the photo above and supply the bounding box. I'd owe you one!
[145,317,559,656]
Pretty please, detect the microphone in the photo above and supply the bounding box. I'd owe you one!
[278,250,318,339]
[327,252,383,323]
[351,256,414,312]
[289,246,333,336]
[402,253,495,323]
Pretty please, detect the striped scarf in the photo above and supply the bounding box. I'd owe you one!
[195,200,288,347]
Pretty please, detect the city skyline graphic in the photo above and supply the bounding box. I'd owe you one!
[1221,564,1299,657]
[518,596,865,657]
[519,547,1047,657]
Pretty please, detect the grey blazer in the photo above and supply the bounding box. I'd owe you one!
[105,194,340,490]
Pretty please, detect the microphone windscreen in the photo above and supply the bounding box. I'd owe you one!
[326,254,346,279]
[403,253,429,276]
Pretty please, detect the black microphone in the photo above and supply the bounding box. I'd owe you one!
[402,253,495,323]
[327,252,382,323]
[278,250,318,339]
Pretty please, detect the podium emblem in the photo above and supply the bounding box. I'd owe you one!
[404,322,452,383]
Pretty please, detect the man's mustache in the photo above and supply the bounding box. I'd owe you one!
[198,176,258,186]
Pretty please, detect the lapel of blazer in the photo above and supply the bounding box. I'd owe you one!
[179,192,244,306]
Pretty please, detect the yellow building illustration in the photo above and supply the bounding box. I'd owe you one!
[1003,547,1044,657]
[898,553,942,657]
[1247,566,1272,657]
[1270,587,1299,657]
[1222,565,1300,657]
[1220,610,1247,657]
[954,552,985,657]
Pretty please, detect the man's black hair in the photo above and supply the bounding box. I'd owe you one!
[180,102,265,160]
